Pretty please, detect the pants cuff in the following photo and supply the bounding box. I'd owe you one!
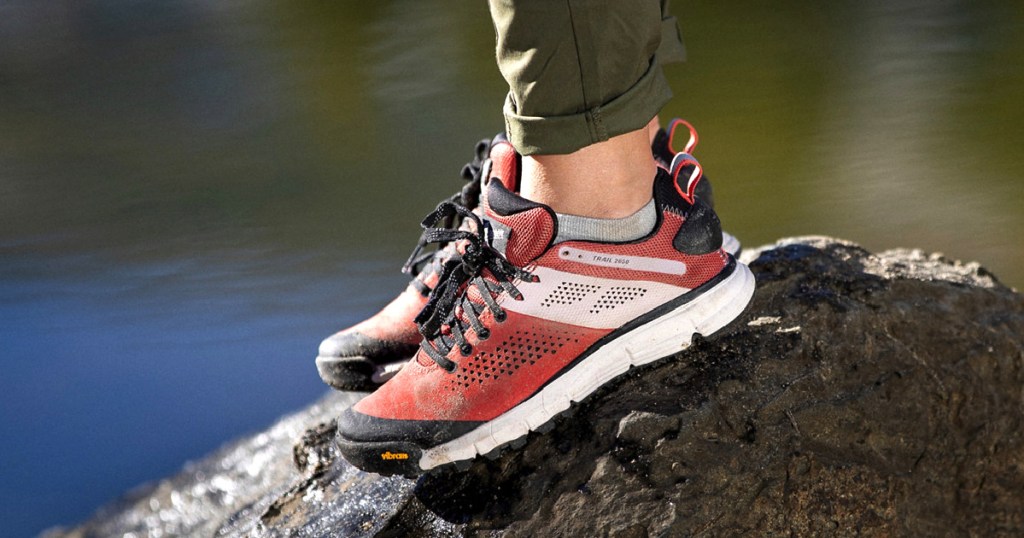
[658,15,687,65]
[503,56,674,156]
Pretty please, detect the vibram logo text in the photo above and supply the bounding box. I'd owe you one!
[380,451,409,460]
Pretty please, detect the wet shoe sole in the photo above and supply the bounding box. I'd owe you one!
[336,259,756,475]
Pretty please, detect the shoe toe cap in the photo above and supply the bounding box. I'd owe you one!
[318,331,359,357]
[318,331,416,360]
[336,406,482,447]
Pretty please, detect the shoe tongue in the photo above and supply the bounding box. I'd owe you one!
[482,180,557,266]
[474,136,556,266]
[484,136,519,192]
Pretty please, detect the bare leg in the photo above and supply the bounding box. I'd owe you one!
[647,115,662,145]
[520,124,657,219]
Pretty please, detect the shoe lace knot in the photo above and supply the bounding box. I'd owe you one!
[411,201,537,372]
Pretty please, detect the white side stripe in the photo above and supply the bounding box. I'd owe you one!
[557,246,687,275]
[500,266,689,330]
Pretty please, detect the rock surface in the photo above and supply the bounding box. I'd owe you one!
[48,237,1024,537]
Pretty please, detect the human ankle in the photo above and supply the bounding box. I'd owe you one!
[519,127,657,219]
[647,115,661,145]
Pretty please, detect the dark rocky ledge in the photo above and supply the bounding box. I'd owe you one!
[47,237,1024,537]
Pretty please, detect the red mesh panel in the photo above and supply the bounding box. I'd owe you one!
[357,314,608,422]
[445,324,583,392]
[491,207,555,266]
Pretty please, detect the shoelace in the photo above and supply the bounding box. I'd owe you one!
[402,139,492,277]
[410,201,537,372]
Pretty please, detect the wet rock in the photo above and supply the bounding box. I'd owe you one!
[615,411,680,448]
[47,237,1024,537]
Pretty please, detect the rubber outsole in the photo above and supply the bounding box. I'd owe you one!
[336,260,756,476]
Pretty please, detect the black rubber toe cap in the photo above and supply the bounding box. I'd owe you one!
[336,407,482,448]
[318,331,418,362]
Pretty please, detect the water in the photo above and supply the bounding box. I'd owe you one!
[1,2,1021,536]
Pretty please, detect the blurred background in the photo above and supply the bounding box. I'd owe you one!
[1,1,1021,536]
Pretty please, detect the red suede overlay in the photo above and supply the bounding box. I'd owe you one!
[354,309,606,422]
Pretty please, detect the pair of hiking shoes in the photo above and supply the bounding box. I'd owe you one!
[318,120,754,476]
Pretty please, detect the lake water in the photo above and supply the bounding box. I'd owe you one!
[2,2,1022,536]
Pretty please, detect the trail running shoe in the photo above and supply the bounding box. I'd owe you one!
[335,139,755,476]
[316,120,740,391]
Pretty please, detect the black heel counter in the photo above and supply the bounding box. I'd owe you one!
[673,198,724,255]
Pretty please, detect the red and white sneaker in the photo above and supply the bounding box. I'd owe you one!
[317,120,740,391]
[335,140,755,476]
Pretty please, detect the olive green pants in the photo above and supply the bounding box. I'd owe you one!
[488,0,687,155]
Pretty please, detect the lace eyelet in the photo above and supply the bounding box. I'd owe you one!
[494,311,507,323]
[459,343,473,356]
[477,328,491,340]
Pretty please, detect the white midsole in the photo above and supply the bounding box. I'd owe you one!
[419,261,756,470]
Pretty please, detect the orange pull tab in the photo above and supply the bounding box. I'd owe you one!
[670,152,703,205]
[667,118,699,155]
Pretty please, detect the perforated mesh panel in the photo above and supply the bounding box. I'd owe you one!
[541,282,600,308]
[447,328,581,391]
[589,286,648,314]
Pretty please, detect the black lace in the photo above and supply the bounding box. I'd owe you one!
[410,202,537,372]
[402,138,492,277]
